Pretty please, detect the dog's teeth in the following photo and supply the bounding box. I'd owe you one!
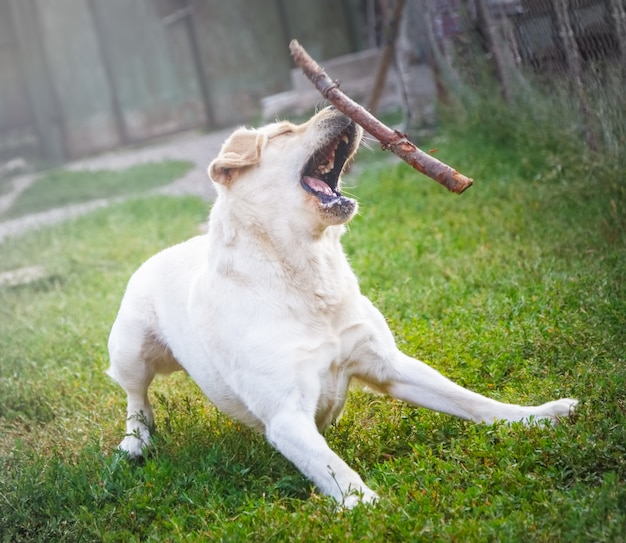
[318,159,334,175]
[341,134,349,144]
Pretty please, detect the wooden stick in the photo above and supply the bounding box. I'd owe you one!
[289,39,473,194]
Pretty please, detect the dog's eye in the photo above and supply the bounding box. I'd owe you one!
[269,128,295,140]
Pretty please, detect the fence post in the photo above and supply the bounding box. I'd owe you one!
[182,0,215,130]
[9,0,66,164]
[86,0,129,146]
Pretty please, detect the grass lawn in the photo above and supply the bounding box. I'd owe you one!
[0,161,193,220]
[0,124,624,541]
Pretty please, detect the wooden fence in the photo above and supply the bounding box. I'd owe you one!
[0,0,363,163]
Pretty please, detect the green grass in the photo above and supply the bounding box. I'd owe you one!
[0,160,193,219]
[0,121,624,541]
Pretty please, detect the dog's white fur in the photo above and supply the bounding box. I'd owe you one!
[108,107,577,508]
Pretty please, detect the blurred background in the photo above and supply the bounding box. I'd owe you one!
[0,0,624,167]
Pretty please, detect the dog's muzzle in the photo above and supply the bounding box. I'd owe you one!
[300,112,362,223]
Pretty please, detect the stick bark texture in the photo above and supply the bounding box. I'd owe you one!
[289,39,473,194]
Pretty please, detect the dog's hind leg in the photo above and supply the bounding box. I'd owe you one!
[107,317,159,458]
[265,411,379,508]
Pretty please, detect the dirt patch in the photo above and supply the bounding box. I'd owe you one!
[0,265,48,287]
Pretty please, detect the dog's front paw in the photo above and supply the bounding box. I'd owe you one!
[537,397,578,421]
[524,398,578,425]
[117,433,150,459]
[341,487,379,510]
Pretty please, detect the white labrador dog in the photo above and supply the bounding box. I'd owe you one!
[107,107,577,508]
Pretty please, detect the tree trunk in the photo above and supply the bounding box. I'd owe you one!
[553,0,598,150]
[367,0,406,114]
[609,0,626,63]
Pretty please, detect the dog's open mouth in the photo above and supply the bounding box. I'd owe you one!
[300,118,360,205]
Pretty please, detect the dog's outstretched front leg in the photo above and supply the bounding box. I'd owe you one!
[380,352,578,424]
[265,411,378,508]
[353,299,578,425]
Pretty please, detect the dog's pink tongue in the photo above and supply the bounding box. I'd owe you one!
[303,176,333,195]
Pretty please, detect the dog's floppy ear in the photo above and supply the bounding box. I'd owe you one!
[208,127,268,184]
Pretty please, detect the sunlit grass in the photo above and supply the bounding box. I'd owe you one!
[0,160,193,219]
